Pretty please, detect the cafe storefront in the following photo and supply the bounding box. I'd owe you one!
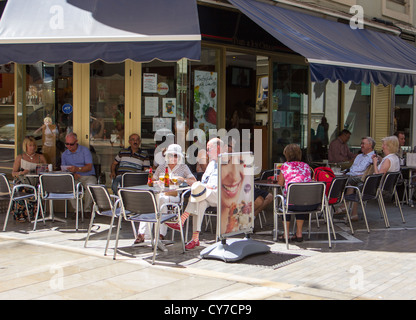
[1,0,416,183]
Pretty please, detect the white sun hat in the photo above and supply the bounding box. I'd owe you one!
[165,144,184,162]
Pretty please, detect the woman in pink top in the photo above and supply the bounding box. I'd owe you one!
[278,144,312,242]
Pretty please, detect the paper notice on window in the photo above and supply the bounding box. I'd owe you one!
[143,73,157,93]
[145,96,159,116]
[153,117,172,132]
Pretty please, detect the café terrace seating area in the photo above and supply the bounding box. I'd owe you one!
[0,159,413,266]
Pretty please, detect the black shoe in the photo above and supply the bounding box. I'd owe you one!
[291,234,304,242]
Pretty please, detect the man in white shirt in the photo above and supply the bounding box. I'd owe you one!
[347,137,376,177]
[166,137,225,250]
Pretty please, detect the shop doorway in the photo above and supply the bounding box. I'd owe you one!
[225,52,269,170]
[16,62,73,169]
[89,61,125,185]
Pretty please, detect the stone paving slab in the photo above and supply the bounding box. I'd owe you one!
[1,199,416,300]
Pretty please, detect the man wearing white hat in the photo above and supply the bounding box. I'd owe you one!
[134,144,197,244]
[166,137,225,250]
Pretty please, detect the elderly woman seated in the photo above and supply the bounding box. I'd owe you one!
[277,143,313,243]
[372,136,400,175]
[134,144,196,244]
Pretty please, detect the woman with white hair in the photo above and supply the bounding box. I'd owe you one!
[372,136,400,174]
[134,144,196,244]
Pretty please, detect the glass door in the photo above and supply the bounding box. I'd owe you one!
[0,63,15,174]
[89,61,125,185]
[271,63,308,164]
[16,62,73,169]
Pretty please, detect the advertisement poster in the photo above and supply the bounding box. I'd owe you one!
[194,70,217,134]
[218,153,254,238]
[162,98,176,117]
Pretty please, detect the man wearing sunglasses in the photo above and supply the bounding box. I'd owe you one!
[61,132,97,212]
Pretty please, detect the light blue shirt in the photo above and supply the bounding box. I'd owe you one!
[347,151,375,176]
[201,160,218,189]
[61,144,95,176]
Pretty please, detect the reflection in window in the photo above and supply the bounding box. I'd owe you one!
[394,85,413,147]
[0,63,15,172]
[344,82,371,149]
[271,63,308,163]
[311,80,339,160]
[18,62,73,168]
[89,61,125,185]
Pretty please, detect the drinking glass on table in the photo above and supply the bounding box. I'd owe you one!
[159,173,165,187]
[171,175,179,188]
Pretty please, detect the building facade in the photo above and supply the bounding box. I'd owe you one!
[0,0,416,183]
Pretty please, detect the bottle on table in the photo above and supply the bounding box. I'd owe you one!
[147,168,153,187]
[164,167,170,188]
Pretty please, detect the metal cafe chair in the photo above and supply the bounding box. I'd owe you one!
[121,172,151,239]
[115,188,186,264]
[1,173,38,231]
[378,171,406,228]
[275,182,331,250]
[121,172,148,188]
[326,176,353,235]
[344,173,384,233]
[85,185,122,256]
[34,173,84,231]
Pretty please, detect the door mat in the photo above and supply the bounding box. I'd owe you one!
[239,251,307,269]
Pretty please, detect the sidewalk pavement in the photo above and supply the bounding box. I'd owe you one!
[1,196,416,301]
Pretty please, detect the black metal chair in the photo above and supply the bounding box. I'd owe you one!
[85,184,122,256]
[326,176,353,235]
[275,182,331,249]
[35,173,84,231]
[378,171,405,228]
[115,188,185,264]
[344,173,384,233]
[121,172,148,188]
[1,173,38,231]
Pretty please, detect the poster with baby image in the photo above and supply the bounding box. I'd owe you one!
[218,152,254,239]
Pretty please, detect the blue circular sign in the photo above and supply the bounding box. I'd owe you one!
[62,103,73,114]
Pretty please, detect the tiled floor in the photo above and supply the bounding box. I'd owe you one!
[1,197,416,300]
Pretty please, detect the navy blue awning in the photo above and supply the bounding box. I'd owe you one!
[0,0,201,64]
[229,0,416,87]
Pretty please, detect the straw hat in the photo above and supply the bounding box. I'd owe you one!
[190,181,211,202]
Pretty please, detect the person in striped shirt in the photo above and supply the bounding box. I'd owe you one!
[110,133,150,194]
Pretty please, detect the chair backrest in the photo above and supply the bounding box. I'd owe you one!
[286,182,325,211]
[87,184,112,213]
[121,172,148,187]
[260,170,274,180]
[0,174,11,195]
[39,173,75,196]
[327,176,349,204]
[361,173,383,197]
[118,188,157,217]
[380,171,401,194]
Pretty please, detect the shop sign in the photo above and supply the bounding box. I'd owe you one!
[157,82,169,95]
[62,103,73,114]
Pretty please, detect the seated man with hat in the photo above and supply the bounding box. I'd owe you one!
[134,144,197,244]
[166,137,225,250]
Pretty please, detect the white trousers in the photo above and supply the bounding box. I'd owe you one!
[138,194,180,238]
[185,189,218,233]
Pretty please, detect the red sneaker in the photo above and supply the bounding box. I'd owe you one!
[185,239,200,250]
